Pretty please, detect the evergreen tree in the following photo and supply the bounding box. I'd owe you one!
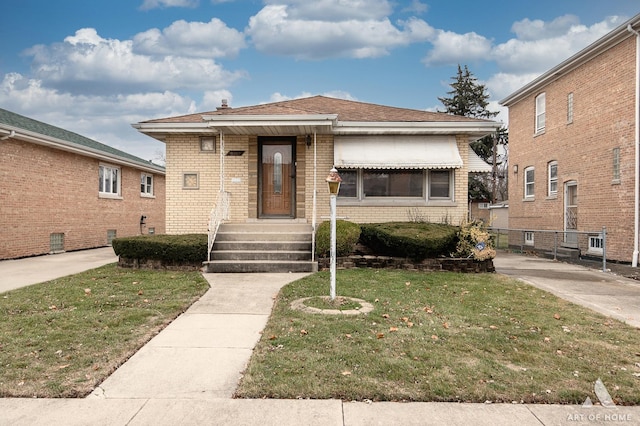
[438,64,508,202]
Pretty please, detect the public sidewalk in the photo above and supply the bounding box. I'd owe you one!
[0,249,639,425]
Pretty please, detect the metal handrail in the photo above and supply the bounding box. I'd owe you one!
[488,226,607,272]
[207,191,230,262]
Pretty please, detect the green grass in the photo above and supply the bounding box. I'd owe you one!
[0,264,209,398]
[235,269,640,404]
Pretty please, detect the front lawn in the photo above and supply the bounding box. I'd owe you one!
[0,264,209,398]
[235,269,640,404]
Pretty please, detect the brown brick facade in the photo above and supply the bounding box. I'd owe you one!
[0,138,165,259]
[506,37,636,262]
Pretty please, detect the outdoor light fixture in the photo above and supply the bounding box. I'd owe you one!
[513,164,518,174]
[326,167,342,195]
[306,134,312,147]
[325,167,342,300]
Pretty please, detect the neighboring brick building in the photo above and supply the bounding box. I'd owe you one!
[0,108,165,260]
[134,96,498,234]
[500,14,640,263]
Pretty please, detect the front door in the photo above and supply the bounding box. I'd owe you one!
[564,181,578,247]
[260,139,295,217]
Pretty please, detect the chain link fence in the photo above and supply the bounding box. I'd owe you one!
[488,227,608,272]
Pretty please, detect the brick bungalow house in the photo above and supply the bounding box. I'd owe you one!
[500,13,640,264]
[133,96,499,272]
[0,108,165,260]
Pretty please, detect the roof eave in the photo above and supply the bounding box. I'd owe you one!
[2,126,165,174]
[334,121,500,141]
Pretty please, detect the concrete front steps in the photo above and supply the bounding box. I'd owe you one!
[204,222,317,273]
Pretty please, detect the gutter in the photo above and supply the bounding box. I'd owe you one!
[628,24,640,267]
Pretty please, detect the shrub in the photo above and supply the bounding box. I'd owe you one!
[359,222,459,260]
[452,220,496,261]
[315,220,361,258]
[112,234,208,264]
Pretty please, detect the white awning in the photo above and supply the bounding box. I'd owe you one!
[334,135,463,169]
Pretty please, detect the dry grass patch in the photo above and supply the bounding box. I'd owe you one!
[235,269,640,404]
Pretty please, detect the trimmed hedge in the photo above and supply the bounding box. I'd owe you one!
[112,234,207,264]
[315,220,361,258]
[359,222,459,260]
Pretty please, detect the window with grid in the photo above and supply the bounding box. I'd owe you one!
[524,166,535,198]
[535,93,546,133]
[141,173,154,196]
[548,161,558,197]
[524,231,534,246]
[589,235,603,255]
[99,164,120,196]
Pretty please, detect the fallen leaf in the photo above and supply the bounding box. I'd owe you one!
[405,281,411,286]
[556,350,563,355]
[300,329,308,335]
[268,335,277,340]
[341,371,352,376]
[401,317,409,323]
[382,313,390,319]
[553,313,561,320]
[376,333,385,339]
[58,364,70,370]
[431,335,439,340]
[489,325,498,330]
[424,306,434,314]
[84,288,91,296]
[49,305,57,310]
[345,334,352,339]
[407,322,414,328]
[389,327,398,332]
[544,337,551,342]
[443,322,450,329]
[138,290,144,296]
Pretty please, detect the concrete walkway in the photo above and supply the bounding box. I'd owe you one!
[1,249,639,425]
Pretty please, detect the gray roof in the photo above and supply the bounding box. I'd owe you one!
[0,108,164,174]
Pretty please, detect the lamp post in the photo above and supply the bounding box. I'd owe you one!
[325,167,342,301]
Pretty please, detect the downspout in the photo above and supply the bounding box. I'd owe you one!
[311,131,317,262]
[219,130,225,193]
[628,24,640,267]
[0,130,15,140]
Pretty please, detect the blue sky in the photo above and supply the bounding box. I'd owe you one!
[1,0,638,163]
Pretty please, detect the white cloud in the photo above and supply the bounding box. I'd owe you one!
[268,90,356,103]
[0,72,203,161]
[422,30,492,66]
[511,15,581,41]
[246,5,432,59]
[402,0,428,15]
[139,0,198,11]
[264,0,392,21]
[493,15,627,75]
[25,28,246,95]
[133,18,246,58]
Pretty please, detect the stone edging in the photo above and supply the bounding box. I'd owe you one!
[318,255,495,273]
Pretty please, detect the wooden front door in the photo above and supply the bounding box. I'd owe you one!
[260,139,295,217]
